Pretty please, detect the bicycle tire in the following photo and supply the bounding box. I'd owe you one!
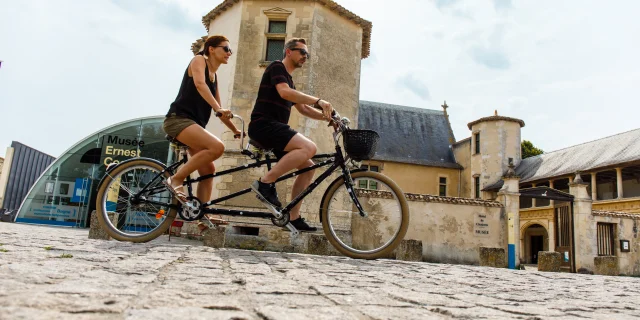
[320,171,409,259]
[95,158,178,242]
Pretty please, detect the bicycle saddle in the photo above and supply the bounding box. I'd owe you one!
[249,139,269,151]
[165,135,188,148]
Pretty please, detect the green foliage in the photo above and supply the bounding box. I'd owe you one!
[0,248,8,252]
[44,246,53,251]
[59,253,73,258]
[521,140,544,159]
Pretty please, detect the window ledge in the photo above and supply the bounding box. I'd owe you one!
[258,60,272,68]
[265,33,286,39]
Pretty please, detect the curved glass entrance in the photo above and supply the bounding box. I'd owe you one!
[15,116,170,228]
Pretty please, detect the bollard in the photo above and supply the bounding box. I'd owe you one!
[537,252,562,272]
[395,239,423,261]
[88,211,117,240]
[203,227,226,248]
[479,247,506,268]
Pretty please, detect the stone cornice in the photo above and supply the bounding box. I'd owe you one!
[467,115,525,130]
[357,189,504,207]
[592,210,640,220]
[191,36,208,55]
[200,0,372,59]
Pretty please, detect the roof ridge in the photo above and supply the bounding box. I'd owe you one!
[359,100,443,114]
[525,127,640,159]
[10,141,57,159]
[201,0,372,58]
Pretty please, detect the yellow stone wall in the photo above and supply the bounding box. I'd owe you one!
[365,160,461,196]
[453,139,471,198]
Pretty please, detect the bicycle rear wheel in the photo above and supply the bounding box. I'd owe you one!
[320,171,409,259]
[95,159,178,242]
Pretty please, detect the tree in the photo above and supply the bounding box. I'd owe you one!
[521,140,544,159]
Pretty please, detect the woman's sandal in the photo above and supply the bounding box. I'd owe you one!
[162,177,188,203]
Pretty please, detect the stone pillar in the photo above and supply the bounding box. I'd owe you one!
[531,183,537,207]
[570,173,595,273]
[591,172,597,201]
[497,164,520,269]
[616,167,624,199]
[548,219,555,252]
[549,180,555,207]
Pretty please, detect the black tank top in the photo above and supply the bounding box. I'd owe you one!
[167,55,217,127]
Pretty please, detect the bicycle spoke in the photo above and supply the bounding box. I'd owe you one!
[323,172,407,258]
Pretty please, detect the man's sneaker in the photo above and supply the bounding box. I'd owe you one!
[290,218,317,232]
[250,180,282,208]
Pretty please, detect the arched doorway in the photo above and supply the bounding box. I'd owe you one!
[523,223,549,264]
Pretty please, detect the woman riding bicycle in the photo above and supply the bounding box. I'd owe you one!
[162,35,241,224]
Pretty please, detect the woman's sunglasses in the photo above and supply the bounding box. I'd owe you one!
[215,46,233,54]
[289,48,309,58]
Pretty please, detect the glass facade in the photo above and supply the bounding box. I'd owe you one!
[15,116,171,228]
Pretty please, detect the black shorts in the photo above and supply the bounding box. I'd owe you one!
[248,119,297,159]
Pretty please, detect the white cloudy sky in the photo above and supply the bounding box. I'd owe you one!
[1,0,639,158]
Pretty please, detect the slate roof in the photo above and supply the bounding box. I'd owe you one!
[483,128,640,191]
[516,128,640,183]
[357,101,461,169]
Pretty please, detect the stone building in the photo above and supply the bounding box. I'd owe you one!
[187,0,372,224]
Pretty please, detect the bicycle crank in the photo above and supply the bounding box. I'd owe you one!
[178,197,203,221]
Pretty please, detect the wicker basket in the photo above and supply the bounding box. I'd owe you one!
[343,129,380,161]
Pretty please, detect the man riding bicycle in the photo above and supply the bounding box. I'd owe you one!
[248,38,334,232]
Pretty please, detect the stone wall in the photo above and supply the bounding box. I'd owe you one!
[352,192,506,264]
[453,139,471,198]
[577,214,640,276]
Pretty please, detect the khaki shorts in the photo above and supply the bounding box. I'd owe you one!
[163,115,197,139]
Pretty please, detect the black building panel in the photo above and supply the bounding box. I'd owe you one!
[2,142,55,210]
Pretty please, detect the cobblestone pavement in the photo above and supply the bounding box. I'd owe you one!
[1,223,639,320]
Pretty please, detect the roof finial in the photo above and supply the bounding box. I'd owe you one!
[494,109,498,116]
[441,101,449,111]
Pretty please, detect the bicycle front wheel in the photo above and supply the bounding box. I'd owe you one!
[95,159,178,242]
[320,171,409,259]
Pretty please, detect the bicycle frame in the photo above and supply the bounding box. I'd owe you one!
[125,113,366,222]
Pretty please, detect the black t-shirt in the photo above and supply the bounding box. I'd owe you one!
[250,61,296,124]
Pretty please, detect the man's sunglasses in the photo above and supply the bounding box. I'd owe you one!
[289,48,309,58]
[215,46,233,54]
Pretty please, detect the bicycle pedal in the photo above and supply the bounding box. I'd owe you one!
[253,192,283,219]
[285,223,300,238]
